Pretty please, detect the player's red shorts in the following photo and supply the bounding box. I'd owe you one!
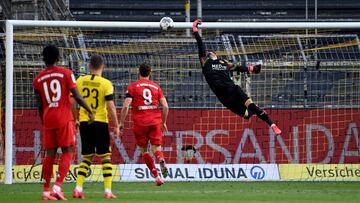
[133,124,162,147]
[43,121,76,149]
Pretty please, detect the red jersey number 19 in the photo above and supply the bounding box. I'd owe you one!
[143,88,152,105]
[43,79,61,108]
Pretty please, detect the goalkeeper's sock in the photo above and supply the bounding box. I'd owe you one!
[42,155,55,191]
[55,152,73,187]
[101,156,113,192]
[247,103,273,126]
[76,156,92,189]
[142,152,159,177]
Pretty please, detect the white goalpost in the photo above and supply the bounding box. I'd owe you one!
[4,20,360,184]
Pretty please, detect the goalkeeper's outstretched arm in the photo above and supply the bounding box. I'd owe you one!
[227,61,262,74]
[193,19,206,66]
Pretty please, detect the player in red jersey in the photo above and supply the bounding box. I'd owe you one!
[119,62,169,186]
[33,45,94,200]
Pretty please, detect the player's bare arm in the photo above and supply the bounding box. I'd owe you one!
[159,97,169,132]
[119,97,132,134]
[70,97,80,130]
[106,100,120,137]
[70,87,95,121]
[34,89,44,123]
[193,19,206,66]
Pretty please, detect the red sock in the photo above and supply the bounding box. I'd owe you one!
[154,150,164,163]
[142,153,159,177]
[42,156,55,191]
[55,152,73,187]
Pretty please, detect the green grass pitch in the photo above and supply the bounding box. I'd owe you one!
[0,182,360,203]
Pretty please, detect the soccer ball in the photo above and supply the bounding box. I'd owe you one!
[160,17,174,31]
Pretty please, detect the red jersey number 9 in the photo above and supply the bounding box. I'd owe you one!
[143,88,152,105]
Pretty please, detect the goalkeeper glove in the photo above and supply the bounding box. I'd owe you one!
[193,19,202,33]
[248,64,261,74]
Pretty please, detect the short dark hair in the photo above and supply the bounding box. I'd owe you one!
[42,45,60,66]
[89,54,104,70]
[139,62,151,77]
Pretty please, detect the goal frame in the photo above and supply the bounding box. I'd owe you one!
[4,19,360,184]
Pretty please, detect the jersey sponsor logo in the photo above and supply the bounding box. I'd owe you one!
[136,83,159,90]
[37,73,64,82]
[211,64,227,70]
[82,81,100,87]
[138,105,158,110]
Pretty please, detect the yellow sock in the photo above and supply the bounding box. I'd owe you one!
[76,156,92,188]
[101,156,112,191]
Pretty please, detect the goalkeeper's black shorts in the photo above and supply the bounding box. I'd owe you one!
[220,85,250,117]
[79,121,111,156]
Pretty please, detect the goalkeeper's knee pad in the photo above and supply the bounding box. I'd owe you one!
[243,109,254,120]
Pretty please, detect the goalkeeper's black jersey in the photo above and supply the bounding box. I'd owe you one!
[202,58,236,103]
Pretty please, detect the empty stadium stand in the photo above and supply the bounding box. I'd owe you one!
[69,0,360,22]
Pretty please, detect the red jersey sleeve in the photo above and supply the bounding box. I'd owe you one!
[66,70,77,91]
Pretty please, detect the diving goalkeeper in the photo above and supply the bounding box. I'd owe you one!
[192,19,281,135]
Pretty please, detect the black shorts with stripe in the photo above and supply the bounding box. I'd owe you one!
[79,121,111,156]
